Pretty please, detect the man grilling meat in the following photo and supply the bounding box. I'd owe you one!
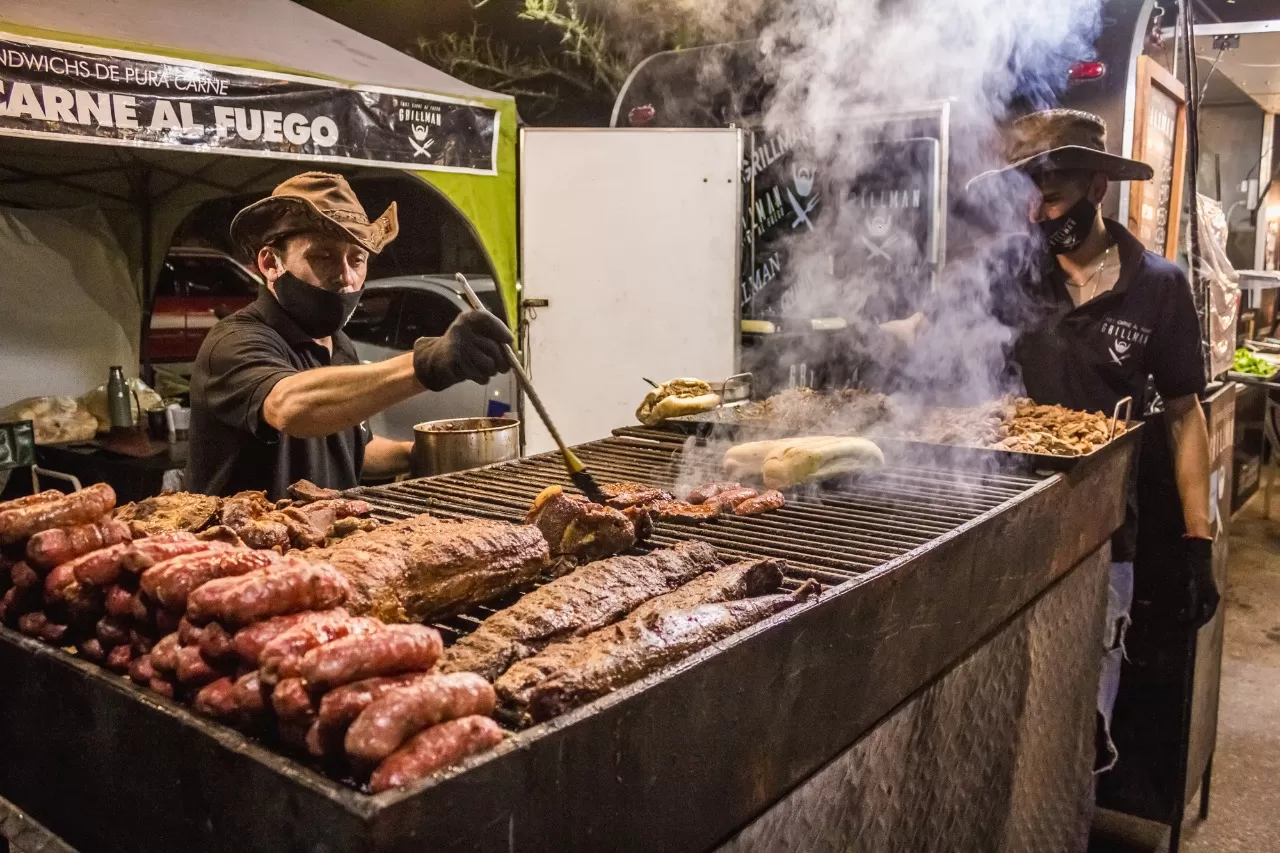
[883,110,1218,773]
[187,172,511,499]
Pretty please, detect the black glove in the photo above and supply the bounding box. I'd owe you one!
[1180,536,1220,629]
[412,310,513,391]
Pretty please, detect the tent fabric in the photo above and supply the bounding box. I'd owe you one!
[0,0,510,104]
[0,204,140,405]
[0,0,520,328]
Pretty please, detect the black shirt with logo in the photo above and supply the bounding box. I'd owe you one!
[186,291,370,500]
[999,219,1206,561]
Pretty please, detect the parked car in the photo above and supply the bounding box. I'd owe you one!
[145,248,261,363]
[346,275,516,441]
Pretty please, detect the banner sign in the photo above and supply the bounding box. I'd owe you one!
[0,35,500,175]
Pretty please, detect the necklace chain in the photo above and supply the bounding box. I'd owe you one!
[1065,243,1115,303]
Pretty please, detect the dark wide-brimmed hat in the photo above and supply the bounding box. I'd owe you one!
[230,172,399,257]
[971,109,1154,186]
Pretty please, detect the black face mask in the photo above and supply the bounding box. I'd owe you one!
[1038,196,1097,255]
[272,272,362,339]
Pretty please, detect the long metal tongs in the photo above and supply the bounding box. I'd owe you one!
[453,273,606,504]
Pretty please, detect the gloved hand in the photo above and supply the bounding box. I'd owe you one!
[413,310,513,391]
[1180,536,1220,629]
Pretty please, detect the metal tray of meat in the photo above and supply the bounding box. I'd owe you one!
[652,397,1141,474]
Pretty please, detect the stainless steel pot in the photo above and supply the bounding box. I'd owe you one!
[410,417,520,478]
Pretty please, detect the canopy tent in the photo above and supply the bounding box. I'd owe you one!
[0,0,519,328]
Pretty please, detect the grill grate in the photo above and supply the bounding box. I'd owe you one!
[348,429,1043,597]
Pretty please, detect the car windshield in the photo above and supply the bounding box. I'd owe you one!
[155,256,260,299]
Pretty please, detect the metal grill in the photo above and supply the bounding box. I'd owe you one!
[348,428,1043,594]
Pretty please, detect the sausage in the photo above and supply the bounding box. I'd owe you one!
[0,490,63,515]
[40,620,69,644]
[706,487,760,513]
[0,587,15,624]
[230,611,337,667]
[193,677,240,719]
[345,673,496,763]
[128,654,155,685]
[78,637,107,664]
[300,625,444,691]
[150,633,181,675]
[305,719,338,759]
[230,670,267,720]
[129,630,155,656]
[9,561,40,591]
[61,581,105,623]
[258,613,382,684]
[177,616,205,647]
[186,560,351,627]
[198,621,236,663]
[26,518,131,570]
[104,584,136,619]
[67,542,132,587]
[43,563,81,605]
[317,673,433,732]
[95,616,131,649]
[139,547,273,611]
[271,677,317,724]
[175,645,223,687]
[0,483,116,545]
[106,643,135,673]
[119,533,213,573]
[148,677,176,699]
[17,611,49,638]
[369,716,504,793]
[733,490,786,516]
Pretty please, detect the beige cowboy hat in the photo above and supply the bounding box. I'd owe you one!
[969,109,1154,187]
[230,171,399,257]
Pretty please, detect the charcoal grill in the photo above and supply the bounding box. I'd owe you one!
[0,425,1137,853]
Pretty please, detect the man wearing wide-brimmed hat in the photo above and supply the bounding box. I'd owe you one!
[187,172,512,499]
[995,110,1217,774]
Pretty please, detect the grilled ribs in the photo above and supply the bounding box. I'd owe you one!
[306,514,549,623]
[438,540,720,681]
[495,557,785,711]
[523,581,818,723]
[526,486,637,562]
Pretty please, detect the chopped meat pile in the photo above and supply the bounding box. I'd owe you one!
[908,397,1126,456]
[701,388,896,434]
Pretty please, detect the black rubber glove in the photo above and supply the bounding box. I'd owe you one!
[1180,536,1220,629]
[412,310,513,391]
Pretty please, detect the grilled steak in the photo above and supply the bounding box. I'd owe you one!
[685,482,742,505]
[287,479,341,504]
[495,557,785,710]
[114,492,221,538]
[526,486,636,562]
[438,540,720,681]
[645,500,720,523]
[307,515,549,623]
[599,482,673,509]
[524,582,818,723]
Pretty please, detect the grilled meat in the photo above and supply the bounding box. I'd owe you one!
[307,515,549,623]
[685,482,742,505]
[115,492,220,537]
[526,486,636,563]
[904,397,1125,456]
[644,500,720,523]
[599,482,673,510]
[495,557,785,710]
[704,487,759,513]
[734,490,785,516]
[524,582,818,723]
[438,540,720,681]
[287,480,341,504]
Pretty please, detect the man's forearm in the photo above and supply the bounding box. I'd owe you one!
[264,353,421,438]
[1166,394,1213,539]
[362,436,412,479]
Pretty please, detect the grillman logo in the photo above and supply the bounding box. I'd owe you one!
[1099,318,1152,366]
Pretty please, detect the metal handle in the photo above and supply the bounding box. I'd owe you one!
[454,274,582,471]
[720,372,754,406]
[1109,396,1133,441]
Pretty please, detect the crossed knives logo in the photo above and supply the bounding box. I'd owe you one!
[1109,338,1132,366]
[787,165,819,231]
[408,124,435,159]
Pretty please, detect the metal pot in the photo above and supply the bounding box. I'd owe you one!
[410,417,520,478]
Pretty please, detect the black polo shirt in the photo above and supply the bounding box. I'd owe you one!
[1002,219,1206,560]
[186,290,369,500]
